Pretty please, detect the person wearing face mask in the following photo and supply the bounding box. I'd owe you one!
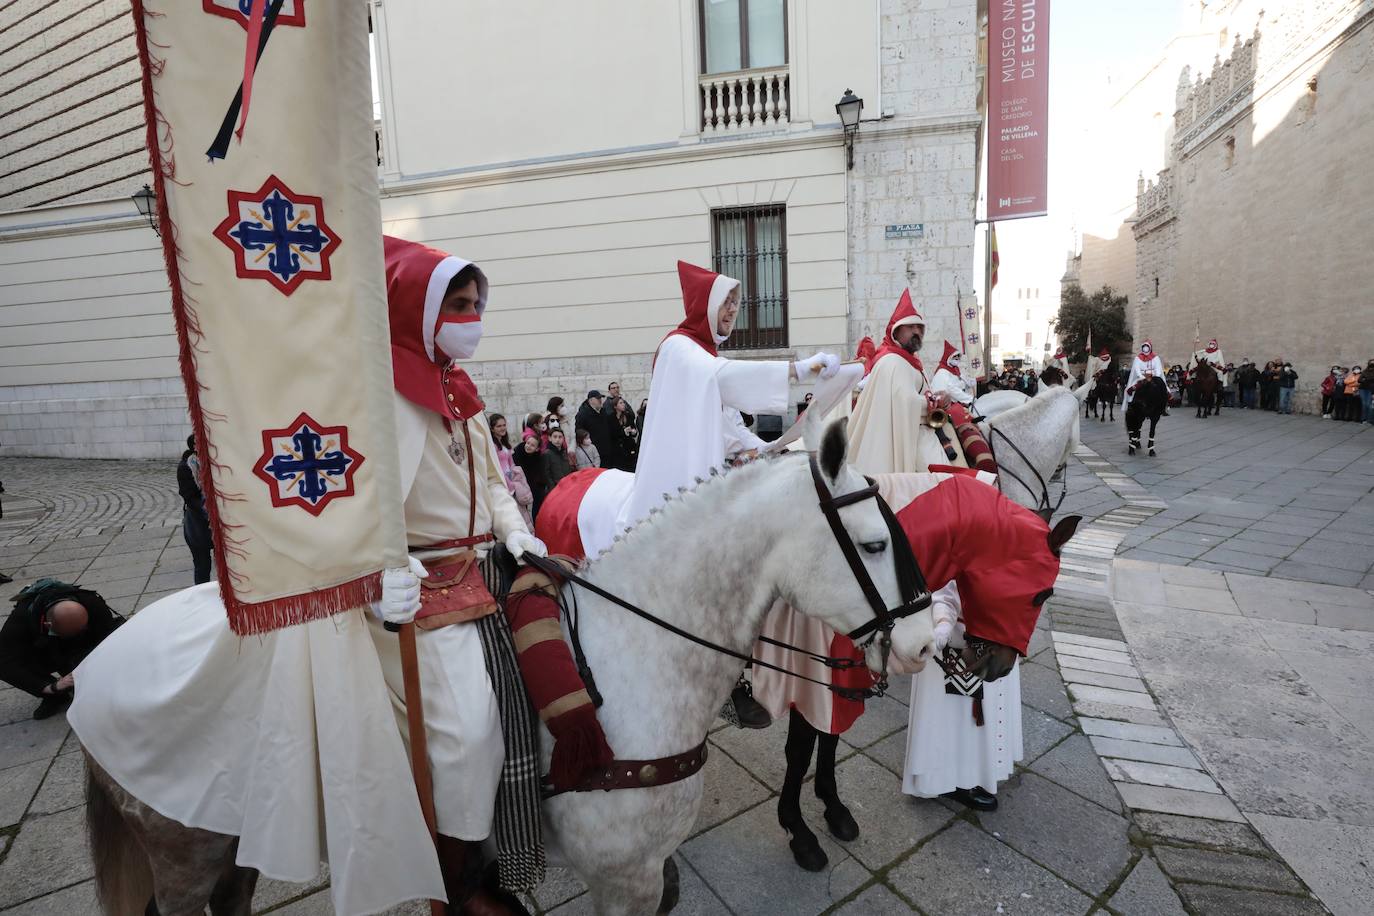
[1124,340,1165,409]
[380,236,610,911]
[1278,361,1298,414]
[847,290,961,475]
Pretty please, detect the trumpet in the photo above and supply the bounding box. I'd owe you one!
[925,406,949,430]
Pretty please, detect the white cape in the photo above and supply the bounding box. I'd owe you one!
[617,334,789,533]
[70,586,444,915]
[1124,354,1165,407]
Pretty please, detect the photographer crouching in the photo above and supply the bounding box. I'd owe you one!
[0,579,124,719]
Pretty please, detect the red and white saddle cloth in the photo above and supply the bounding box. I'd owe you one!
[537,467,1059,738]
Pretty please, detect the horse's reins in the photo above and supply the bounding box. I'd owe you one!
[521,454,932,705]
[983,423,1068,520]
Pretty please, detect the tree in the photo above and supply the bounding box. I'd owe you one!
[1055,284,1131,360]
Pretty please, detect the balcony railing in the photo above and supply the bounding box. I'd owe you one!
[700,66,790,134]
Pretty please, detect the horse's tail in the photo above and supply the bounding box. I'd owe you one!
[86,754,155,916]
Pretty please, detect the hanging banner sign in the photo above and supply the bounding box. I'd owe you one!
[988,0,1050,220]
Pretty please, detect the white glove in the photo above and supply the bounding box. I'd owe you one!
[932,617,955,652]
[506,530,547,561]
[794,351,840,380]
[372,555,427,626]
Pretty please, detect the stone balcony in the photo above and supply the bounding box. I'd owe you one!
[699,65,790,135]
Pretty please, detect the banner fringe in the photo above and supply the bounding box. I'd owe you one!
[226,572,384,636]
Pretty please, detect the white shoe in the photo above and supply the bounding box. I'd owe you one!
[1322,414,1331,419]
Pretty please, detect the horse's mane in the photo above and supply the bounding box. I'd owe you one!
[586,451,807,566]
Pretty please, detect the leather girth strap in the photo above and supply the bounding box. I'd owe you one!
[544,741,708,798]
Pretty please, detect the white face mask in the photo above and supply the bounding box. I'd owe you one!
[435,315,482,361]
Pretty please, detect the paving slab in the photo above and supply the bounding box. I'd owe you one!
[1115,783,1244,823]
[1052,642,1134,665]
[1051,631,1127,651]
[0,759,48,829]
[1020,707,1074,764]
[0,879,98,916]
[0,806,92,909]
[690,740,770,837]
[1173,882,1330,915]
[1026,733,1122,814]
[1102,758,1220,793]
[1019,661,1074,720]
[0,688,37,728]
[0,718,68,771]
[1089,736,1199,768]
[832,883,913,915]
[1135,813,1267,854]
[1106,854,1188,916]
[1059,667,1148,693]
[1067,700,1169,728]
[679,798,868,916]
[1056,654,1139,679]
[975,772,1132,894]
[886,821,1093,916]
[1066,684,1156,710]
[1153,845,1304,894]
[1078,717,1182,746]
[1248,813,1374,916]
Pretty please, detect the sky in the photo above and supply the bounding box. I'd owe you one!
[978,0,1187,305]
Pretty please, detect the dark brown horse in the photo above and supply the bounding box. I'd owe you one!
[1090,366,1119,422]
[1192,360,1221,418]
[1126,376,1169,455]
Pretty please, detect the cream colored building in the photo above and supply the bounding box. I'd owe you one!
[1132,0,1374,410]
[989,284,1057,371]
[2,0,983,457]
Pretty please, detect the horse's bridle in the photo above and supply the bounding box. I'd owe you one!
[983,424,1068,521]
[523,453,932,704]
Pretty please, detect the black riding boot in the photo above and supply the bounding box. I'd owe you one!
[437,835,530,916]
[778,709,827,871]
[728,676,772,729]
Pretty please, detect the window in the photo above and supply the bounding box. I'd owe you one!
[712,204,788,350]
[700,0,786,74]
[991,333,1000,347]
[1025,332,1033,347]
[1025,309,1031,320]
[1154,277,1160,296]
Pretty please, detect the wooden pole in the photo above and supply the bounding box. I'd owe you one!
[397,621,446,916]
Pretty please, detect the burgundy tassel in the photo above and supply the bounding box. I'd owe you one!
[545,705,614,792]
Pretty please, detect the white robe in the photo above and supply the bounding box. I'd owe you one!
[930,367,974,405]
[848,353,961,474]
[1124,354,1165,407]
[615,333,789,536]
[902,583,1023,797]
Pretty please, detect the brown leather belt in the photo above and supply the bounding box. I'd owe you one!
[545,741,708,797]
[410,533,494,552]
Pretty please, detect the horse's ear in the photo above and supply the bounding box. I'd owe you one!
[819,417,848,481]
[800,396,826,452]
[1047,514,1082,557]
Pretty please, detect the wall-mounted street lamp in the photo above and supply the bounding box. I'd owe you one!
[131,184,159,237]
[835,89,863,170]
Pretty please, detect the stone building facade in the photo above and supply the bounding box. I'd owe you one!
[2,0,982,457]
[1132,0,1374,411]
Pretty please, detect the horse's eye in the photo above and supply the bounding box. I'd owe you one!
[861,541,887,555]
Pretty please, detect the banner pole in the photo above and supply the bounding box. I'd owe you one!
[396,621,446,916]
[984,222,994,377]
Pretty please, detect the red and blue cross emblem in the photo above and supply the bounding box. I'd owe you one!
[214,176,339,296]
[253,413,364,515]
[203,0,305,29]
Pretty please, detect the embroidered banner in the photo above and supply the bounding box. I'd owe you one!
[133,1,406,633]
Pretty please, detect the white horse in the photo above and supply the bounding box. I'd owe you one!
[979,384,1091,517]
[83,417,936,916]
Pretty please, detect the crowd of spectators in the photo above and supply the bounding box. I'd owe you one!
[488,380,645,522]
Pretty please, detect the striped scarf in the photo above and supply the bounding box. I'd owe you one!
[477,557,545,892]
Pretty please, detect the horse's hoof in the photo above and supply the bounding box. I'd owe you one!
[786,829,829,872]
[657,857,680,914]
[823,803,860,842]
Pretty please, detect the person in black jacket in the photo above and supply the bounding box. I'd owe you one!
[0,579,125,719]
[575,390,613,467]
[178,435,213,585]
[541,427,576,493]
[513,431,549,519]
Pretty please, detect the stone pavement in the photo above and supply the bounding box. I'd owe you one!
[0,409,1365,914]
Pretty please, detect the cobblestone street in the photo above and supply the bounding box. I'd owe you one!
[0,406,1368,914]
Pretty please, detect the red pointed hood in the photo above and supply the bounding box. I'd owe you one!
[1098,348,1112,363]
[1138,340,1156,362]
[855,336,876,362]
[1205,339,1219,353]
[665,261,739,357]
[1053,346,1066,360]
[865,290,925,375]
[384,235,488,420]
[936,340,962,376]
